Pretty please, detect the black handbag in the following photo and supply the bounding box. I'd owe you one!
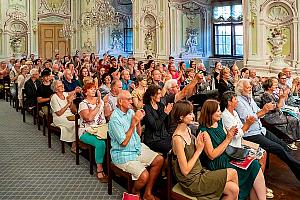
[226,145,249,161]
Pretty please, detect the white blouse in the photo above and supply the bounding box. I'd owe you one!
[221,108,244,148]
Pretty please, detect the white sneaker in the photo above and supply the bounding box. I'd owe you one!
[266,187,273,194]
[287,142,298,151]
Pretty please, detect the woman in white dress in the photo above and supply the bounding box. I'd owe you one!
[17,65,30,107]
[50,80,77,152]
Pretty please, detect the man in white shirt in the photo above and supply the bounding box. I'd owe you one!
[282,67,293,88]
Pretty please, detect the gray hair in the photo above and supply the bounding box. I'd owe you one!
[235,78,251,96]
[164,79,177,91]
[51,80,62,93]
[30,68,39,76]
[117,90,130,105]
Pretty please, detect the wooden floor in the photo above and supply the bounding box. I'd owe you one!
[266,143,300,200]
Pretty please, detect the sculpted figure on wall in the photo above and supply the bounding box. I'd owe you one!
[185,28,198,55]
[111,29,124,52]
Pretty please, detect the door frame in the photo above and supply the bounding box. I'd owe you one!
[38,23,70,59]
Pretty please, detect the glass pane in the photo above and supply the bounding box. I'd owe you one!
[235,36,243,45]
[213,6,231,20]
[232,5,243,19]
[235,45,243,55]
[235,25,243,35]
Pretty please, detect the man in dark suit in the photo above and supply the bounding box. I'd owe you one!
[24,68,41,108]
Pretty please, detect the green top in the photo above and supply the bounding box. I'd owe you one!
[199,121,261,200]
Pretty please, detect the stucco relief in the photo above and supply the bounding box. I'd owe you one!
[38,0,71,19]
[250,0,257,15]
[268,6,289,22]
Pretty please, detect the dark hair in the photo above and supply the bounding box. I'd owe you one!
[79,66,90,83]
[101,73,111,84]
[147,55,153,59]
[179,61,185,69]
[278,72,286,79]
[66,62,74,69]
[170,100,193,125]
[143,84,161,105]
[146,60,154,70]
[214,61,221,68]
[198,99,219,127]
[220,91,237,112]
[137,61,144,71]
[190,60,196,68]
[169,56,174,60]
[262,78,274,91]
[241,68,249,74]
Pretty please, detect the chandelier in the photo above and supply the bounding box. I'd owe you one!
[60,20,76,39]
[81,0,119,31]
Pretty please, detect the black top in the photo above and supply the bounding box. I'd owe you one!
[217,79,234,99]
[161,93,175,106]
[36,83,53,107]
[24,78,41,107]
[143,103,170,145]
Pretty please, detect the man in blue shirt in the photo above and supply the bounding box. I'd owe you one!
[109,90,163,199]
[120,69,133,91]
[235,79,300,181]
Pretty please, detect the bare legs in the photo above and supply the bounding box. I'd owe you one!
[222,168,239,200]
[250,169,266,200]
[132,155,164,200]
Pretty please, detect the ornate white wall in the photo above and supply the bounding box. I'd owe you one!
[0,0,214,62]
[244,0,300,75]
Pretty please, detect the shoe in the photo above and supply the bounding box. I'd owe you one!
[71,148,82,154]
[266,187,273,194]
[287,142,298,151]
[97,171,108,183]
[266,191,274,199]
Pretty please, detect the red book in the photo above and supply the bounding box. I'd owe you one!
[230,156,255,170]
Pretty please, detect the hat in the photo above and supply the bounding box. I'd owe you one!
[41,69,51,77]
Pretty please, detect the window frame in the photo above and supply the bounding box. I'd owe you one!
[124,28,133,54]
[212,3,243,58]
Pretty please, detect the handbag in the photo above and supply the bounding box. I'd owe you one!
[122,192,139,200]
[87,123,108,139]
[226,145,249,161]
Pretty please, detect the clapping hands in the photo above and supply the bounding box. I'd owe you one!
[195,132,205,151]
[226,125,238,140]
[164,103,173,115]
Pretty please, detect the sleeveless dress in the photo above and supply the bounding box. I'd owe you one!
[172,132,227,200]
[199,121,261,200]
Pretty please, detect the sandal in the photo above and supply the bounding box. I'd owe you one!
[97,171,108,183]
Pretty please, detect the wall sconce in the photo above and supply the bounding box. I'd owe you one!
[250,16,255,27]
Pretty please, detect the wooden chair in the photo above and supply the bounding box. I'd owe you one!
[167,151,197,200]
[74,113,94,175]
[47,104,65,153]
[21,89,36,124]
[106,134,134,195]
[4,83,10,102]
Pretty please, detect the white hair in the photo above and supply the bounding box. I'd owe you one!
[164,79,177,91]
[30,68,39,76]
[51,80,62,93]
[235,78,251,96]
